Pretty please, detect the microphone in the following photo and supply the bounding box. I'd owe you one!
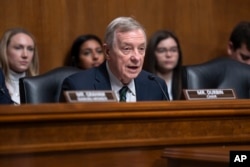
[148,75,170,101]
[0,87,17,105]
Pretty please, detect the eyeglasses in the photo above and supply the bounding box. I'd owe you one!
[155,47,178,54]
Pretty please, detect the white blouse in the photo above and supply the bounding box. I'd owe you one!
[166,79,173,101]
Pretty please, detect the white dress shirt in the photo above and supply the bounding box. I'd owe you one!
[166,79,173,101]
[106,62,136,102]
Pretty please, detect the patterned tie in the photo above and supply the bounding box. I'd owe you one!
[119,86,129,102]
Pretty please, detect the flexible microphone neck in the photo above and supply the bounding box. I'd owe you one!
[148,75,170,101]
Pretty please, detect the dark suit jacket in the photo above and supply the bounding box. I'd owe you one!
[61,62,169,101]
[0,68,14,104]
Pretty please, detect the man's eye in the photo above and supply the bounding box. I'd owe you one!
[139,47,145,51]
[122,47,131,53]
[123,47,131,50]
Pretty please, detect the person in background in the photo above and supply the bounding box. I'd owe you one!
[0,28,39,104]
[0,68,13,104]
[227,21,250,65]
[65,34,105,69]
[61,16,169,102]
[143,30,183,100]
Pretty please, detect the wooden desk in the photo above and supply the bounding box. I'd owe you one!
[0,100,250,167]
[163,145,250,167]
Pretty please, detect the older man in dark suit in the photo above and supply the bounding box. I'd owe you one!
[61,17,169,102]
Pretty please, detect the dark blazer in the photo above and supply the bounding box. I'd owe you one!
[61,62,169,101]
[0,68,14,104]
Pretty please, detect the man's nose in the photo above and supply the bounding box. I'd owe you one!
[131,49,141,62]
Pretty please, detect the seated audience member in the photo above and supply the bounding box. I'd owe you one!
[143,30,182,100]
[61,16,169,102]
[0,68,13,104]
[227,21,250,65]
[0,28,39,104]
[65,34,105,69]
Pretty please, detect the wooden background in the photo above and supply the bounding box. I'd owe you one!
[0,0,250,74]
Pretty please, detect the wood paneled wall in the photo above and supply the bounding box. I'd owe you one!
[0,0,250,73]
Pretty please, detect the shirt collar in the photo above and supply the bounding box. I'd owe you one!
[106,62,136,96]
[9,70,26,81]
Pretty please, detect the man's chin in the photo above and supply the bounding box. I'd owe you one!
[121,73,139,84]
[128,73,140,79]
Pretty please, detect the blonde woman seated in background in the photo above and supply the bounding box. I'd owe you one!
[0,28,39,104]
[143,30,183,100]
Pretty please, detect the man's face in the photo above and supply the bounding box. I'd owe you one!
[106,29,146,84]
[228,43,250,65]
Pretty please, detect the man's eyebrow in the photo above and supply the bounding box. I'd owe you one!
[138,42,146,46]
[122,43,132,45]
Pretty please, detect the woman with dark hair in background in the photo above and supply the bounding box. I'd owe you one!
[65,34,105,69]
[143,30,183,100]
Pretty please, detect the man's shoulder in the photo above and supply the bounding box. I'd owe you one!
[138,70,151,79]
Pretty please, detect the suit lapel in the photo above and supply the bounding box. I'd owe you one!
[94,62,112,90]
[135,72,147,101]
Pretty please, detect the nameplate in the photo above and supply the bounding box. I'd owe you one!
[64,90,117,103]
[183,89,236,100]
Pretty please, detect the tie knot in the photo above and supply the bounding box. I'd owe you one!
[119,86,129,102]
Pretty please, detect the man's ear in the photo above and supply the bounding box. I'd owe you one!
[103,43,110,59]
[227,41,233,56]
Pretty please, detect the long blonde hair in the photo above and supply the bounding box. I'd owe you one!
[0,28,39,82]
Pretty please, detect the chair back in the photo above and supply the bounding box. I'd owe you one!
[182,57,250,99]
[19,66,82,104]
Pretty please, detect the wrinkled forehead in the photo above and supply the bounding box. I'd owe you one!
[114,29,147,45]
